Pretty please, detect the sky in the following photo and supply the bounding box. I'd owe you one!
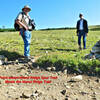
[0,0,100,29]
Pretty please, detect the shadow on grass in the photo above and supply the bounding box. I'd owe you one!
[56,48,77,52]
[0,50,23,61]
[40,48,52,51]
[40,48,77,52]
[33,61,100,77]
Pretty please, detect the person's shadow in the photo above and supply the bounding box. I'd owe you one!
[40,48,77,52]
[0,50,22,61]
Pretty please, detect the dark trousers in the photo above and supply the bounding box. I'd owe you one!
[78,30,86,48]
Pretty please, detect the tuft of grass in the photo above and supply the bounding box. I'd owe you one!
[37,54,100,75]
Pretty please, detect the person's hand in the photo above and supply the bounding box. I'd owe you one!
[24,25,29,30]
[17,20,29,30]
[86,33,88,36]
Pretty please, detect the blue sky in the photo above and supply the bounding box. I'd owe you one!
[0,0,100,29]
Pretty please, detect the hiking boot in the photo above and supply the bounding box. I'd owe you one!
[83,48,87,50]
[79,46,82,50]
[24,56,31,61]
[25,56,35,62]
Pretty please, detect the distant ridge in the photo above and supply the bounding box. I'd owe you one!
[39,27,75,31]
[0,25,100,32]
[89,25,100,31]
[39,25,100,31]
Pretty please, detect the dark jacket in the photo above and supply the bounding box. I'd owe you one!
[76,19,88,33]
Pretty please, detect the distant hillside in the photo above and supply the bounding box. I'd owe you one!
[0,28,16,32]
[39,27,75,31]
[89,25,100,31]
[40,25,100,31]
[0,25,100,32]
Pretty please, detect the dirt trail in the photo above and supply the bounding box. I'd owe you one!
[0,59,100,100]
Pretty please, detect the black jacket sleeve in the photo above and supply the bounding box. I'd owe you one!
[76,20,79,33]
[84,20,88,33]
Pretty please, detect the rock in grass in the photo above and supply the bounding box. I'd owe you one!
[0,55,7,65]
[15,59,19,64]
[65,95,69,100]
[36,66,40,69]
[21,92,32,98]
[32,90,43,97]
[46,67,52,71]
[61,90,66,95]
[65,97,68,100]
[80,91,88,95]
[51,67,56,71]
[70,75,83,82]
[21,93,30,98]
[31,59,35,63]
[65,86,70,89]
[57,71,62,75]
[95,79,99,83]
[64,83,70,89]
[46,67,56,71]
[63,69,67,74]
[73,75,82,81]
[86,40,100,60]
[0,60,3,65]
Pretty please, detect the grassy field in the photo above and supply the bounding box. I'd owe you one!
[0,28,100,75]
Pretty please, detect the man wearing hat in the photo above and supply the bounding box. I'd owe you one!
[76,13,88,50]
[16,5,32,59]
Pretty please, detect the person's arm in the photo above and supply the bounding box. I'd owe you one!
[76,21,79,36]
[16,12,29,30]
[86,21,88,33]
[85,20,88,36]
[16,19,28,30]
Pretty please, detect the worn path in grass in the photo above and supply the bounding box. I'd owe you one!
[0,61,100,100]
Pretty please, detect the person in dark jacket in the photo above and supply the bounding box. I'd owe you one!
[76,13,88,49]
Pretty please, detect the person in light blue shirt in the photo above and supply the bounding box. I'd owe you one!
[76,13,88,50]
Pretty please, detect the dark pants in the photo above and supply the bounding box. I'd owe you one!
[78,30,86,49]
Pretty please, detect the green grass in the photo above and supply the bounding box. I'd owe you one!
[0,29,100,75]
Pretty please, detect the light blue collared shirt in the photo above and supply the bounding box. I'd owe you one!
[79,19,83,30]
